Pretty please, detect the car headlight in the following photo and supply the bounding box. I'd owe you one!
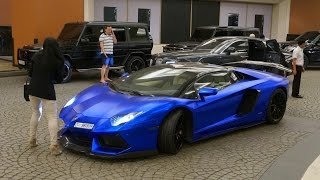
[64,97,76,108]
[110,112,143,126]
[165,60,177,64]
[155,57,163,65]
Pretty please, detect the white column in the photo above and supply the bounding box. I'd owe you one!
[271,0,291,41]
[84,0,94,21]
[127,0,161,44]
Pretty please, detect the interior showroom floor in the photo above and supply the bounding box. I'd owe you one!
[1,70,320,180]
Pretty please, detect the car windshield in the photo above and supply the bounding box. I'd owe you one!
[193,38,231,52]
[295,31,320,41]
[57,23,85,41]
[190,29,215,41]
[110,66,199,97]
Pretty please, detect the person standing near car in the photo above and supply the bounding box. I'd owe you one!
[292,39,306,98]
[28,37,64,155]
[99,26,117,83]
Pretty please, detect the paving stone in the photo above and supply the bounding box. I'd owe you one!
[0,71,320,179]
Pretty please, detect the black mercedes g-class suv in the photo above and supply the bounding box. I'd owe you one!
[17,21,153,83]
[163,26,259,52]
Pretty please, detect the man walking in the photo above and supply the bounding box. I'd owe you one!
[291,39,305,98]
[99,26,117,83]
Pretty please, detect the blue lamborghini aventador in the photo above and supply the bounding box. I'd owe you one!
[59,63,289,158]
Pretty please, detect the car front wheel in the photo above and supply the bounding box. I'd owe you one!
[62,60,72,83]
[158,110,185,154]
[266,89,287,124]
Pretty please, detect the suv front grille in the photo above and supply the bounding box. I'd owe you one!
[18,49,36,61]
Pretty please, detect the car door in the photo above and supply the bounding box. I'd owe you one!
[265,39,282,64]
[76,25,103,69]
[127,27,152,57]
[248,39,266,61]
[112,26,129,66]
[185,72,244,139]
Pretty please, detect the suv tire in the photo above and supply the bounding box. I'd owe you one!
[125,56,145,73]
[62,60,72,83]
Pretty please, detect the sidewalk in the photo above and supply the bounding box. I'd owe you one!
[0,58,27,77]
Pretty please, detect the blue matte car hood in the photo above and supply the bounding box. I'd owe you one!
[60,83,175,123]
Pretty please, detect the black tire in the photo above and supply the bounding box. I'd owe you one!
[124,56,145,73]
[62,60,72,83]
[304,55,309,70]
[158,110,185,154]
[266,89,287,124]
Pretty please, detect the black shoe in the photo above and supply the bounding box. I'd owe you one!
[292,95,303,98]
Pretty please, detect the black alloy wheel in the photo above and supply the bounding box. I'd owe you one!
[174,118,184,150]
[62,60,72,83]
[125,56,145,73]
[158,110,185,154]
[266,89,287,124]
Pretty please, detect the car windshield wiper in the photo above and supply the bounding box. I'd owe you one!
[108,82,120,92]
[126,90,144,96]
[109,82,154,96]
[120,88,154,97]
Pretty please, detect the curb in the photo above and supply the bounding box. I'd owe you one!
[0,70,27,78]
[260,127,320,180]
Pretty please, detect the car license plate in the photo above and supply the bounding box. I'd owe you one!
[74,122,94,130]
[18,60,25,65]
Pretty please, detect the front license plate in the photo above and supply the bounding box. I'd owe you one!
[74,122,94,130]
[18,60,25,65]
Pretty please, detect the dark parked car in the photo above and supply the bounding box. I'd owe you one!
[281,32,320,69]
[153,37,288,75]
[280,31,320,49]
[17,21,153,83]
[163,26,260,52]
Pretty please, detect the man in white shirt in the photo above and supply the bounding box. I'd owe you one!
[291,39,305,98]
[99,26,117,83]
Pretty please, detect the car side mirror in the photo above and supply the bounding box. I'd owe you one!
[225,47,236,55]
[198,87,218,100]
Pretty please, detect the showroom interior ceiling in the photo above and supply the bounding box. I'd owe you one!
[216,0,286,4]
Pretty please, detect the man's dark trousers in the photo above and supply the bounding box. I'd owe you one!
[292,65,303,96]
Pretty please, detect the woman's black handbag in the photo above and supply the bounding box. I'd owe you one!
[24,77,31,101]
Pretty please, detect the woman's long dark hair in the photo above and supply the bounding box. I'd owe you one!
[41,37,64,69]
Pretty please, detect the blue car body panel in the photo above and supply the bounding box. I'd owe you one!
[59,67,289,158]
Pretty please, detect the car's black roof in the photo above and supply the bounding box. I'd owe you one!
[202,36,268,43]
[63,21,149,27]
[195,26,259,31]
[66,21,149,27]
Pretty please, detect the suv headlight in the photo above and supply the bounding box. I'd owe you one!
[110,112,143,126]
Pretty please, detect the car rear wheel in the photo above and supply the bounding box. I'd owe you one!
[158,110,185,154]
[62,60,72,83]
[125,56,145,73]
[266,89,287,124]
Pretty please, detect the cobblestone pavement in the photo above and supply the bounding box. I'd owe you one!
[1,70,320,180]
